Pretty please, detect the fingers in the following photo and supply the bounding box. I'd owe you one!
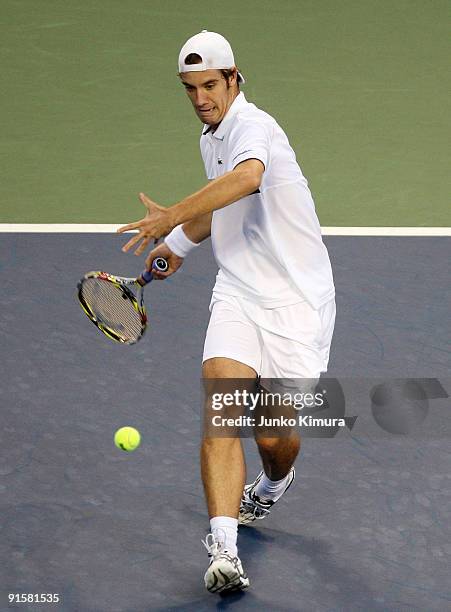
[145,257,166,272]
[119,194,167,257]
[119,193,163,235]
[121,233,146,253]
[134,236,152,256]
[117,222,140,234]
[150,270,167,280]
[139,192,167,214]
[145,252,153,269]
[145,255,165,278]
[145,253,168,276]
[139,192,156,210]
[151,261,173,280]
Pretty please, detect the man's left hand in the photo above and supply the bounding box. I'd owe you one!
[117,193,175,255]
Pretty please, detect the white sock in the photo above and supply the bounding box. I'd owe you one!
[210,516,238,557]
[254,471,291,502]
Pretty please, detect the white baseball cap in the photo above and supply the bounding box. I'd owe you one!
[178,30,245,84]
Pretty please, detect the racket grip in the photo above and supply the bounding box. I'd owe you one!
[140,258,169,284]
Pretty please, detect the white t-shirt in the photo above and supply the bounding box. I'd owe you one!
[200,92,335,310]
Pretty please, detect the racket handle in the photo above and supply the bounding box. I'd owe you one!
[139,258,169,285]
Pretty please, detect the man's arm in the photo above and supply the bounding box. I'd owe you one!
[183,211,212,243]
[169,159,264,227]
[118,159,264,255]
[143,211,212,277]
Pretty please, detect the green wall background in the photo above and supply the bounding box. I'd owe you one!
[1,0,450,225]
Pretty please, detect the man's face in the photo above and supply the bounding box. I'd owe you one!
[180,69,237,127]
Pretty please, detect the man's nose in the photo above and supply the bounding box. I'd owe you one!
[195,89,209,107]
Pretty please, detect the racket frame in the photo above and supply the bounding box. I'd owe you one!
[77,258,168,345]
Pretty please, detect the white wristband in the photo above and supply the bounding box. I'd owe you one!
[164,225,199,258]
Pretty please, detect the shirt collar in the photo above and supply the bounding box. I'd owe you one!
[202,92,248,140]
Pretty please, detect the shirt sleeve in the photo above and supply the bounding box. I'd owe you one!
[227,119,271,172]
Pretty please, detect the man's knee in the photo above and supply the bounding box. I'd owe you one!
[255,435,300,455]
[202,357,257,379]
[202,436,242,451]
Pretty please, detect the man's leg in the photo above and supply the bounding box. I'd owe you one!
[239,296,335,524]
[239,400,300,525]
[255,432,300,482]
[201,357,256,592]
[201,357,257,520]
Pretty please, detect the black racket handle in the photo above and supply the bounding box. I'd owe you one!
[139,258,169,285]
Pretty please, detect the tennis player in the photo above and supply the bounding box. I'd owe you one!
[118,30,335,594]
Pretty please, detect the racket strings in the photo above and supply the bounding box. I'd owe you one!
[80,278,143,341]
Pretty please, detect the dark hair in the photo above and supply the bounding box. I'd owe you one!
[182,53,240,89]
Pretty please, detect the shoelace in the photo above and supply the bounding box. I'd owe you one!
[239,489,273,520]
[202,532,243,578]
[202,532,224,560]
[243,502,271,519]
[252,504,271,518]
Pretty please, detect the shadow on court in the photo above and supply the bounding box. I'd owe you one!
[0,234,450,611]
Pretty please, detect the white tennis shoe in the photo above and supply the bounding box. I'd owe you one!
[202,533,250,593]
[239,467,296,525]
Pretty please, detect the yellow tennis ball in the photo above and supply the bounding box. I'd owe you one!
[114,426,141,452]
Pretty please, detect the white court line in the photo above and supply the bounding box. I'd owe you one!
[0,224,450,236]
[323,227,451,236]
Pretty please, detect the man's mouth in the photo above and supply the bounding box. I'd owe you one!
[199,108,214,114]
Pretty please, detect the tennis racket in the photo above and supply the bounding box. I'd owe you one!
[77,257,168,345]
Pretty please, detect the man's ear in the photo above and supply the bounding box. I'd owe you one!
[227,68,237,87]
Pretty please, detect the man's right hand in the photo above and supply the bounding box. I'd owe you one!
[146,242,184,280]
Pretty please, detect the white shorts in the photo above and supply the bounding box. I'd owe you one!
[202,293,336,379]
